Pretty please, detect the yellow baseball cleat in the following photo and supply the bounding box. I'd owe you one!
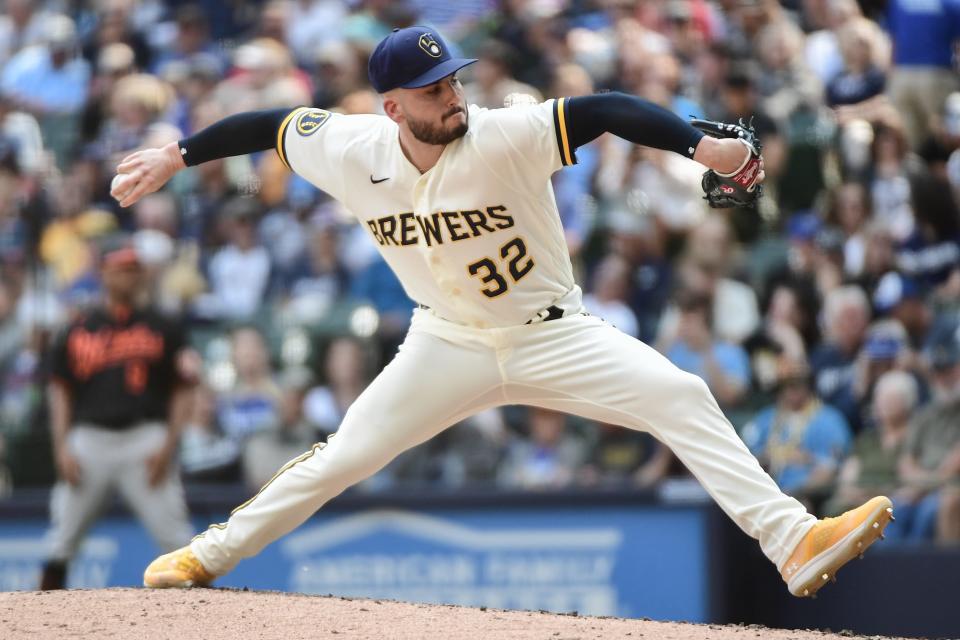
[781,496,893,598]
[143,545,216,589]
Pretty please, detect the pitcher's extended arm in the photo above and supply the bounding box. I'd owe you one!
[112,108,293,207]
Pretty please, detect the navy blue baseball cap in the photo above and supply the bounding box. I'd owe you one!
[368,26,477,93]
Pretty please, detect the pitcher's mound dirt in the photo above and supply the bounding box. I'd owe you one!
[0,588,907,640]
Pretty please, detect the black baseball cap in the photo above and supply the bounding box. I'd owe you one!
[367,26,476,94]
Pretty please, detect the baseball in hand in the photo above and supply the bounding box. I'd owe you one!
[111,173,135,202]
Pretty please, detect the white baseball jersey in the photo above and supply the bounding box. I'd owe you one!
[191,99,822,586]
[276,99,580,328]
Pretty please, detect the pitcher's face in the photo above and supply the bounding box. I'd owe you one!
[387,74,468,145]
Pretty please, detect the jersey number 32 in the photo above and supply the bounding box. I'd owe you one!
[467,236,535,298]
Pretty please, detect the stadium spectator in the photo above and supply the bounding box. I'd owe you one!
[811,285,871,431]
[285,0,349,67]
[0,91,45,178]
[0,0,48,68]
[826,182,871,279]
[756,20,821,123]
[661,0,710,79]
[87,73,177,191]
[869,119,922,244]
[177,100,243,245]
[890,323,960,541]
[825,370,917,516]
[0,137,28,265]
[849,329,918,425]
[349,255,415,349]
[179,383,241,483]
[79,42,137,147]
[425,410,509,488]
[39,199,116,300]
[80,0,152,72]
[549,62,597,261]
[1,14,91,168]
[464,40,541,109]
[383,409,510,490]
[897,172,960,288]
[752,211,820,306]
[283,222,351,324]
[578,422,669,489]
[216,326,281,446]
[150,4,222,77]
[825,17,888,108]
[498,408,587,490]
[885,0,960,149]
[714,60,781,157]
[857,222,899,294]
[811,223,846,296]
[242,367,316,491]
[583,254,640,339]
[0,282,58,490]
[659,214,761,345]
[165,54,221,137]
[662,289,751,408]
[596,143,704,236]
[940,481,960,543]
[304,336,373,436]
[646,52,706,121]
[604,201,672,343]
[693,42,730,121]
[802,0,862,86]
[742,280,817,410]
[872,272,931,351]
[311,41,364,110]
[212,38,311,115]
[256,1,291,46]
[742,354,852,506]
[196,197,272,322]
[0,277,20,369]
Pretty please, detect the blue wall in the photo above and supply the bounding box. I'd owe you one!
[0,504,711,622]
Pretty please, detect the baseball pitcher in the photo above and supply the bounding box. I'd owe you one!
[117,27,892,599]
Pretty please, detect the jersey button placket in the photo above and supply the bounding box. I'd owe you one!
[415,173,476,324]
[414,183,460,310]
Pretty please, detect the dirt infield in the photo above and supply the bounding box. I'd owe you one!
[0,588,908,640]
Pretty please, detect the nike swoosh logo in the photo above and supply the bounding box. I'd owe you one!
[370,176,390,184]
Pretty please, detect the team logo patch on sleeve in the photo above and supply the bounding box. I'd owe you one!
[418,33,442,58]
[295,109,331,136]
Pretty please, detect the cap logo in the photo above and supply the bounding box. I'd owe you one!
[296,109,330,136]
[418,33,442,58]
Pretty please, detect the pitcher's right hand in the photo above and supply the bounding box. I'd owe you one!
[112,141,186,208]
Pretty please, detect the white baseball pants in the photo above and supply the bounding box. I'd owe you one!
[192,309,815,574]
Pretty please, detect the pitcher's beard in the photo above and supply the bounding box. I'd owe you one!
[408,110,468,145]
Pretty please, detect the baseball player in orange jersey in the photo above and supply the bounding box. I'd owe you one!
[116,27,892,599]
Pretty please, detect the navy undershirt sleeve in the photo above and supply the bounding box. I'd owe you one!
[565,92,705,158]
[177,108,295,167]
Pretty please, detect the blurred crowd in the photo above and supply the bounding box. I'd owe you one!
[0,0,959,545]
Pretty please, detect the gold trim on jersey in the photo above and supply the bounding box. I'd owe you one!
[275,107,304,169]
[557,97,573,166]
